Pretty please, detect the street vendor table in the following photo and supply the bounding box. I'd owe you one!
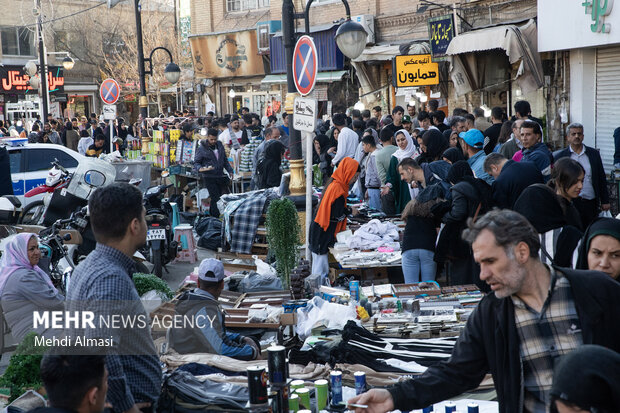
[112,160,152,192]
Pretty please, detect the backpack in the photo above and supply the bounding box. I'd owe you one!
[255,156,268,189]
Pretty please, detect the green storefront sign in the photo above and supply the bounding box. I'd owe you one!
[582,0,614,33]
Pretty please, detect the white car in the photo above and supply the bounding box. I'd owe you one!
[6,143,85,207]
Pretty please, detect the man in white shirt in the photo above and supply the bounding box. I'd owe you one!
[218,116,244,148]
[331,113,359,166]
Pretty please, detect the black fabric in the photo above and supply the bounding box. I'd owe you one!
[309,196,346,255]
[387,267,620,413]
[313,134,330,165]
[573,197,599,229]
[553,225,583,268]
[491,160,544,209]
[194,140,234,178]
[27,408,76,413]
[421,160,450,184]
[257,140,284,189]
[483,123,502,155]
[382,123,401,140]
[559,196,583,231]
[195,217,223,250]
[200,176,230,217]
[402,215,437,253]
[514,184,567,233]
[550,345,620,413]
[0,147,13,196]
[554,145,609,205]
[442,147,464,164]
[176,362,245,377]
[418,130,449,163]
[576,217,620,271]
[446,160,473,185]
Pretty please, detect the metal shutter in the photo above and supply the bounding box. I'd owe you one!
[595,46,620,171]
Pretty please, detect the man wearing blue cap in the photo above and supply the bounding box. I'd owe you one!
[169,258,262,360]
[459,129,494,185]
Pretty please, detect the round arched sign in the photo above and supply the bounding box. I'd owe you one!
[100,78,121,105]
[292,36,318,96]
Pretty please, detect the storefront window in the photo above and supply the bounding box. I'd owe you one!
[0,27,35,56]
[64,96,91,119]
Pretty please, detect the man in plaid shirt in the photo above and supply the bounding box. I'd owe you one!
[67,184,161,413]
[349,209,620,413]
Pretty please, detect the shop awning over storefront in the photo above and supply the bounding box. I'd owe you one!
[261,71,347,84]
[352,45,401,63]
[446,19,544,96]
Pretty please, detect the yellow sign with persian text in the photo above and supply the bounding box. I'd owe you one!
[392,54,439,87]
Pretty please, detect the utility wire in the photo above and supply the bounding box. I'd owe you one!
[6,2,106,29]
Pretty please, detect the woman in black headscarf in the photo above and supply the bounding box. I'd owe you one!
[257,140,286,189]
[314,134,333,186]
[416,129,449,165]
[576,218,620,280]
[442,147,465,165]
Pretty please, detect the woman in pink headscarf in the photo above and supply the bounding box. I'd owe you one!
[0,233,64,341]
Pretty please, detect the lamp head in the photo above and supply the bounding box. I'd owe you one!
[335,19,367,60]
[228,88,236,98]
[28,75,40,89]
[62,55,75,70]
[164,62,181,84]
[24,61,38,76]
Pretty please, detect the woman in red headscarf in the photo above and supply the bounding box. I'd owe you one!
[309,157,360,282]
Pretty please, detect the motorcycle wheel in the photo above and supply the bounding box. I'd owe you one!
[151,247,163,278]
[18,200,45,225]
[134,260,150,275]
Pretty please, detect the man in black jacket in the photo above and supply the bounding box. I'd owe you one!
[194,128,234,217]
[484,153,544,209]
[348,209,620,413]
[554,122,610,228]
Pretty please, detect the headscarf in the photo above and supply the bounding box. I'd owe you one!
[422,129,449,161]
[442,147,465,164]
[447,160,473,185]
[364,128,380,146]
[550,345,620,413]
[576,217,620,270]
[392,129,419,162]
[0,233,54,295]
[314,157,359,233]
[313,134,330,164]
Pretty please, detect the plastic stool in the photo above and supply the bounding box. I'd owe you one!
[173,224,197,263]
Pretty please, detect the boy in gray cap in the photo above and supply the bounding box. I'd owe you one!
[169,258,262,360]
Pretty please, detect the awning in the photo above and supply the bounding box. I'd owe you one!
[261,71,347,84]
[352,45,401,63]
[446,19,543,96]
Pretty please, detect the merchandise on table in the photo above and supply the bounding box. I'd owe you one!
[468,402,480,413]
[270,385,289,413]
[314,379,328,410]
[247,365,268,405]
[267,345,287,384]
[288,393,300,412]
[295,387,310,409]
[354,371,366,395]
[445,401,457,412]
[330,370,343,405]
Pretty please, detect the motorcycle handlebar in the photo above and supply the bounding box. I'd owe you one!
[51,159,69,174]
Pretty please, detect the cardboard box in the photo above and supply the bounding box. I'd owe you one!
[280,313,297,325]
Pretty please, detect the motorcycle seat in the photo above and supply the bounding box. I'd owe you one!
[2,196,21,208]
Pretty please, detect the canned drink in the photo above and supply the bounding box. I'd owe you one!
[444,402,456,413]
[270,385,289,413]
[353,371,366,395]
[290,379,305,390]
[467,403,479,413]
[247,366,268,405]
[422,407,434,413]
[330,371,343,405]
[288,393,299,412]
[314,379,328,410]
[295,388,310,409]
[349,280,360,301]
[267,345,287,385]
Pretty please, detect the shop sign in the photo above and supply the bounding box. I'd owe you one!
[583,0,613,33]
[0,66,64,94]
[428,14,455,61]
[293,97,317,133]
[392,54,439,87]
[190,30,265,79]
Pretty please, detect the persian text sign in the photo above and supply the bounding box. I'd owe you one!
[189,30,265,79]
[582,0,614,33]
[392,55,439,87]
[428,15,455,60]
[0,66,64,94]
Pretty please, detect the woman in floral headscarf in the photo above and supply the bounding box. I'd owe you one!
[0,233,64,341]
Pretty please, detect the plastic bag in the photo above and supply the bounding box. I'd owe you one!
[255,257,277,277]
[239,271,283,292]
[295,296,358,339]
[599,210,613,218]
[141,289,165,313]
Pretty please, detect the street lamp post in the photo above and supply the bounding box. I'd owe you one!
[282,0,366,196]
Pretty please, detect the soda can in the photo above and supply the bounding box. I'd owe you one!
[445,402,456,413]
[353,371,366,395]
[267,345,287,385]
[270,385,289,413]
[349,280,360,302]
[467,403,479,413]
[247,366,268,405]
[422,407,434,413]
[330,371,343,405]
[290,379,305,390]
[314,379,328,410]
[295,388,310,409]
[288,393,299,412]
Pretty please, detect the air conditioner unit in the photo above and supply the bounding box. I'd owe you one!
[257,20,282,55]
[351,15,376,45]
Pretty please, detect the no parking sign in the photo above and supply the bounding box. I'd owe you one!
[292,36,318,96]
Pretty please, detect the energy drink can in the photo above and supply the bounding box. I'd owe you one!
[467,403,479,413]
[288,393,299,412]
[267,345,287,385]
[314,379,328,410]
[422,407,434,413]
[349,280,360,301]
[290,379,305,390]
[247,366,268,405]
[295,388,310,409]
[353,371,366,395]
[330,371,343,405]
[445,402,456,413]
[270,385,289,413]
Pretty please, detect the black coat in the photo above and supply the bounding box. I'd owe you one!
[257,141,284,189]
[387,267,620,413]
[194,140,233,178]
[0,147,13,196]
[554,145,610,205]
[492,160,544,209]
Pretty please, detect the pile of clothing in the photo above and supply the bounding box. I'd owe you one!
[346,219,400,250]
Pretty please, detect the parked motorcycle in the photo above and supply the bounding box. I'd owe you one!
[142,183,178,278]
[19,160,72,225]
